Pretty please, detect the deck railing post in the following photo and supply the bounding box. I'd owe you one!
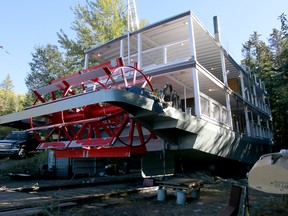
[240,71,246,100]
[84,54,89,69]
[137,33,142,68]
[192,67,201,118]
[244,106,251,136]
[120,39,124,58]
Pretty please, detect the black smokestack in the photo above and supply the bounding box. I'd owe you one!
[213,16,220,43]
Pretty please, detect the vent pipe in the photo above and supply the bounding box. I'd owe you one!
[213,16,220,43]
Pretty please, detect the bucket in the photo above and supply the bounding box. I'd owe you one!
[191,189,200,199]
[157,188,167,201]
[176,191,186,205]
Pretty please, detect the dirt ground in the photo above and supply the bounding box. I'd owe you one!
[57,174,288,216]
[1,158,288,216]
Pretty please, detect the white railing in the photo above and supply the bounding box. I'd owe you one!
[243,87,271,115]
[138,39,191,70]
[199,93,231,127]
[246,121,273,139]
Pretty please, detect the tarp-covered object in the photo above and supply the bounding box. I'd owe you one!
[248,149,288,194]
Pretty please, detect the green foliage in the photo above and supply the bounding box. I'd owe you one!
[0,89,24,115]
[279,13,288,36]
[57,0,127,70]
[241,31,273,78]
[0,74,14,91]
[241,14,288,149]
[25,44,67,91]
[0,150,48,175]
[0,126,15,139]
[0,75,27,135]
[21,92,35,108]
[0,75,23,115]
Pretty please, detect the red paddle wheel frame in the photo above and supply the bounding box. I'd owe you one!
[30,58,157,158]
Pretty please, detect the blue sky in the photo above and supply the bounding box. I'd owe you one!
[0,0,287,94]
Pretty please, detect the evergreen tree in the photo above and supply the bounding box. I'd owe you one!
[241,14,288,149]
[279,13,288,36]
[25,44,66,92]
[57,0,127,70]
[0,74,14,91]
[0,75,23,115]
[241,31,273,79]
[269,28,285,67]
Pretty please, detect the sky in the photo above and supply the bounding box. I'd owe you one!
[0,0,287,95]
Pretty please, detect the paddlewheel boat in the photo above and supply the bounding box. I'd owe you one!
[0,11,273,177]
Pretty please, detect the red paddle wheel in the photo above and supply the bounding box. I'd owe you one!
[30,58,157,158]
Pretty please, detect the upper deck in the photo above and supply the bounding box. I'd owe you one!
[84,11,272,140]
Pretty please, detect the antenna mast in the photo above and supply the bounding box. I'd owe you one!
[127,0,139,32]
[127,0,139,63]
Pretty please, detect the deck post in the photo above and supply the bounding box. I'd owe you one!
[84,54,89,69]
[250,110,255,137]
[220,49,233,128]
[120,39,124,58]
[244,106,251,136]
[239,71,246,100]
[137,33,142,68]
[257,115,262,137]
[192,67,201,118]
[214,15,233,128]
[253,81,258,107]
[225,94,233,128]
[187,13,201,118]
[183,86,187,111]
[127,33,131,64]
[163,47,167,64]
[187,13,197,61]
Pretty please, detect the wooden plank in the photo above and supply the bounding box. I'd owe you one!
[158,178,203,188]
[0,202,77,216]
[82,202,119,209]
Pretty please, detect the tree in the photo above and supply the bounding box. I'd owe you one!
[0,89,23,116]
[57,0,127,70]
[241,31,273,79]
[241,14,288,149]
[0,74,36,134]
[269,28,285,67]
[0,75,21,115]
[25,44,67,92]
[0,74,14,91]
[279,13,288,36]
